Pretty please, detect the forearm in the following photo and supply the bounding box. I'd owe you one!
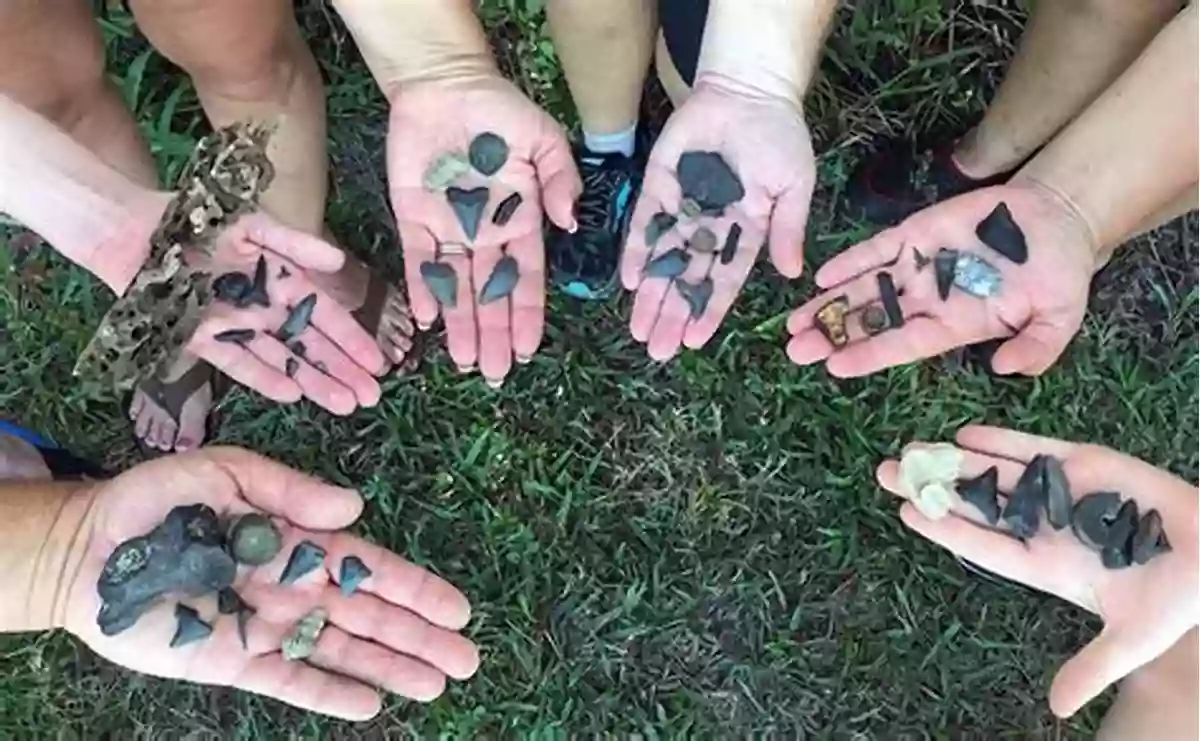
[0,94,153,293]
[0,480,95,633]
[1015,5,1198,259]
[331,0,496,97]
[695,0,838,102]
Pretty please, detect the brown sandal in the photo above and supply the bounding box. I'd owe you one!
[352,272,420,374]
[131,361,232,458]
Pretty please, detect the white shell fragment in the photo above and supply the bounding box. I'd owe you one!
[899,444,964,521]
[953,253,1002,298]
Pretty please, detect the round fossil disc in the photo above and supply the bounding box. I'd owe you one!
[687,227,718,254]
[227,513,283,566]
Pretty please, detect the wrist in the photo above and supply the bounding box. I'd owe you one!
[87,190,172,295]
[0,480,97,633]
[1009,174,1106,272]
[380,61,502,107]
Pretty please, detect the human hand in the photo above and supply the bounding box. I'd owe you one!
[619,80,814,361]
[60,447,479,719]
[384,75,580,386]
[787,182,1099,376]
[877,425,1199,718]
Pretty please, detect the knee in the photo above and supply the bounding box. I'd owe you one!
[1059,0,1180,23]
[160,19,317,103]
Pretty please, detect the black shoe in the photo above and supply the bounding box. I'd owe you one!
[845,138,1014,227]
[547,146,642,300]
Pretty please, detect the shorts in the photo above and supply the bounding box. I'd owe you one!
[659,0,710,87]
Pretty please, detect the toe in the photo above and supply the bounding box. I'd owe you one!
[128,391,145,421]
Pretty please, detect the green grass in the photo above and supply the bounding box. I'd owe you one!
[2,1,1197,737]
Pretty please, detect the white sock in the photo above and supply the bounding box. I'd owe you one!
[583,123,637,158]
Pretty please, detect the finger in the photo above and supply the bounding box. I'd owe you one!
[290,327,382,409]
[323,533,473,630]
[204,446,364,529]
[300,287,388,379]
[767,178,813,279]
[647,247,714,361]
[825,314,991,378]
[955,425,1080,464]
[532,125,582,231]
[471,243,513,386]
[189,335,301,404]
[243,332,358,415]
[242,213,347,275]
[308,624,448,703]
[814,228,906,288]
[876,449,1025,496]
[440,251,478,370]
[620,164,683,291]
[399,220,441,330]
[786,265,913,335]
[323,589,480,680]
[507,231,546,363]
[990,318,1077,376]
[236,650,381,720]
[785,289,930,370]
[899,503,1042,581]
[682,219,764,349]
[1049,628,1181,718]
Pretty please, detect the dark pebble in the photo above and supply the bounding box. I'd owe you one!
[446,186,489,242]
[468,132,509,176]
[720,223,742,265]
[170,604,213,648]
[1072,491,1122,551]
[213,328,256,346]
[876,272,904,329]
[859,305,890,336]
[814,295,850,347]
[956,466,1001,525]
[338,556,373,597]
[479,256,520,305]
[226,512,282,566]
[646,212,678,248]
[975,202,1028,264]
[492,192,523,226]
[676,151,745,210]
[676,277,713,319]
[687,226,718,254]
[276,294,317,342]
[212,271,255,308]
[279,540,327,585]
[934,248,958,301]
[420,261,458,308]
[645,248,691,280]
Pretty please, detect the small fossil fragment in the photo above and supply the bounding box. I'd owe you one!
[859,305,890,336]
[646,212,678,247]
[420,262,458,308]
[1042,456,1072,530]
[676,277,713,319]
[1131,509,1172,565]
[282,607,328,661]
[236,604,254,650]
[287,340,306,359]
[217,587,247,615]
[645,248,691,280]
[687,226,718,254]
[285,358,299,378]
[422,151,471,191]
[97,504,235,636]
[876,271,904,329]
[227,513,283,566]
[954,252,1003,298]
[492,192,523,226]
[1104,499,1139,556]
[899,444,963,520]
[1004,456,1047,541]
[479,256,520,305]
[1072,490,1122,551]
[814,295,851,347]
[313,361,328,374]
[338,556,373,596]
[446,186,489,242]
[957,466,1001,525]
[246,256,270,308]
[468,132,509,176]
[213,328,256,346]
[913,248,931,271]
[720,223,742,265]
[277,265,291,279]
[171,603,213,648]
[975,202,1028,265]
[212,271,255,308]
[934,248,958,301]
[677,151,745,211]
[276,293,318,342]
[680,198,702,219]
[279,540,326,585]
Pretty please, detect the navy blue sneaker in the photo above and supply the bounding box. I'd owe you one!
[0,419,108,480]
[547,146,641,300]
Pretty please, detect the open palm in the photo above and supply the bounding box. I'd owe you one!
[61,448,479,720]
[788,182,1099,376]
[877,425,1199,718]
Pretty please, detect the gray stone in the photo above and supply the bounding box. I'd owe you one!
[479,256,519,305]
[170,603,213,648]
[677,151,745,210]
[279,540,326,585]
[954,253,1002,298]
[276,293,318,342]
[957,466,1001,525]
[468,132,509,176]
[645,248,691,280]
[339,556,372,596]
[420,262,458,308]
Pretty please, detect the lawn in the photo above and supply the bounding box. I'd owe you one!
[1,0,1197,738]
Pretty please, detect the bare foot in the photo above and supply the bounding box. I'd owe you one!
[0,432,52,481]
[307,251,417,370]
[127,351,213,454]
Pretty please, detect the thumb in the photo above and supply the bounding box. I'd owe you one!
[244,213,346,274]
[204,446,364,530]
[767,178,814,279]
[1049,628,1161,718]
[532,129,582,232]
[990,318,1075,375]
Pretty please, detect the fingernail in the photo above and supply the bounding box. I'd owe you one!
[456,364,475,374]
[485,377,504,389]
[515,354,531,365]
[418,321,432,331]
[568,220,578,234]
